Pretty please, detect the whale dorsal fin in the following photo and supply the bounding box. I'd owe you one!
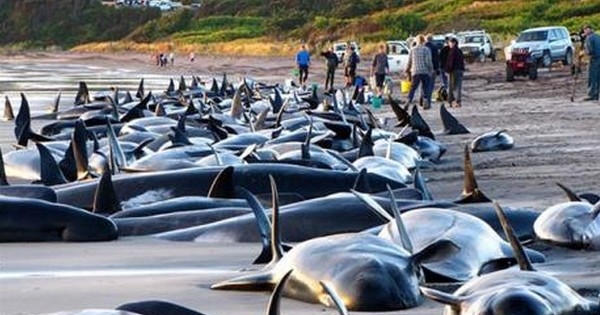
[167,78,175,94]
[556,182,582,202]
[93,171,121,215]
[440,103,469,134]
[72,120,90,181]
[592,201,600,219]
[154,102,166,117]
[136,78,145,99]
[358,128,374,158]
[207,166,235,199]
[455,145,491,204]
[4,95,15,121]
[253,108,269,131]
[179,75,187,92]
[413,167,433,201]
[268,175,284,265]
[351,189,393,222]
[420,286,462,310]
[352,169,371,193]
[236,187,281,265]
[15,93,32,147]
[36,143,68,186]
[75,81,90,105]
[0,147,8,186]
[319,281,349,315]
[493,201,535,271]
[495,129,508,137]
[410,105,435,140]
[387,185,414,253]
[50,90,61,114]
[266,269,293,315]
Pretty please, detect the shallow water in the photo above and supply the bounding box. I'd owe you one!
[1,59,173,115]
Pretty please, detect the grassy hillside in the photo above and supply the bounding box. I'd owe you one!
[0,0,159,49]
[55,0,600,56]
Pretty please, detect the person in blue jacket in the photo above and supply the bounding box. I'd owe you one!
[296,44,311,88]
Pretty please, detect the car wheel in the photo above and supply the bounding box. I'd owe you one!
[478,51,486,63]
[528,64,538,80]
[563,49,573,66]
[540,51,552,68]
[506,63,515,82]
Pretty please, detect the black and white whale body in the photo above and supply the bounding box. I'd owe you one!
[55,164,405,209]
[422,202,600,315]
[0,195,117,242]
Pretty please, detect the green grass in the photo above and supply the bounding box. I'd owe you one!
[172,16,266,44]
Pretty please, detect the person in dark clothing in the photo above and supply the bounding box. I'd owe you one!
[321,46,339,92]
[583,25,600,101]
[445,37,465,107]
[439,37,451,89]
[344,45,360,87]
[370,43,389,97]
[424,34,440,106]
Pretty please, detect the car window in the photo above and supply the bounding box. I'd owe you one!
[463,36,483,44]
[548,30,558,41]
[561,29,569,39]
[517,30,548,42]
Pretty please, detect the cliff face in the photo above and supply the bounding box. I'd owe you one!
[0,0,159,47]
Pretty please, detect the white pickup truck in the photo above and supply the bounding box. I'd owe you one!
[386,41,410,74]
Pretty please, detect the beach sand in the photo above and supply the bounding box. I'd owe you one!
[1,51,599,314]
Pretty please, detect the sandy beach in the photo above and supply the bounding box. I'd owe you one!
[1,51,600,314]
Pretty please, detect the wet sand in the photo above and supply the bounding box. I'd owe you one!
[1,51,600,314]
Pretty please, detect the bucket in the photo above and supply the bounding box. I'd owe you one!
[371,96,382,109]
[292,68,299,76]
[400,80,411,94]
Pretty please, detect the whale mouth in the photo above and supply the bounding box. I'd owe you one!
[0,268,230,280]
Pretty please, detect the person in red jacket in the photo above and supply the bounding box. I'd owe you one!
[445,37,465,108]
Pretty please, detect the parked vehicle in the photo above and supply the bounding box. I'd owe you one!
[511,26,574,68]
[386,41,410,74]
[458,30,495,63]
[506,46,538,82]
[333,42,360,62]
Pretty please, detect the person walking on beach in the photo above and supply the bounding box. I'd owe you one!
[405,35,434,109]
[169,52,175,66]
[370,43,389,98]
[344,44,360,87]
[321,46,339,92]
[296,44,311,88]
[583,25,600,101]
[189,51,195,62]
[446,37,465,108]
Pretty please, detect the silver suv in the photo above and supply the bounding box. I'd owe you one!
[512,26,574,67]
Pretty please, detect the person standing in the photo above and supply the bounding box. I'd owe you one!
[425,34,440,105]
[189,51,195,62]
[583,25,600,101]
[321,46,339,92]
[296,44,311,88]
[169,52,175,66]
[405,35,434,109]
[439,37,451,90]
[344,44,360,87]
[446,37,465,108]
[370,43,389,98]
